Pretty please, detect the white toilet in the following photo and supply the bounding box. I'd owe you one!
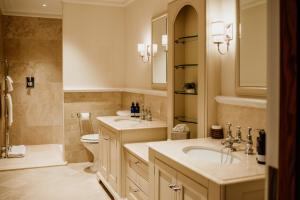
[80,134,99,172]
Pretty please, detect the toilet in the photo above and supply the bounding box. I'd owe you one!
[80,134,99,172]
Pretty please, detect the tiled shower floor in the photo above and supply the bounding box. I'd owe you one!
[0,144,66,171]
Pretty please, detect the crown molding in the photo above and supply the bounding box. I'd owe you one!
[1,10,62,18]
[62,0,136,7]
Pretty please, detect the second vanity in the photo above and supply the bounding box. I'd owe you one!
[96,116,167,199]
[124,138,265,200]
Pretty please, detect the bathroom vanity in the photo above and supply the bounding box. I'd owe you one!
[96,116,167,199]
[148,139,265,200]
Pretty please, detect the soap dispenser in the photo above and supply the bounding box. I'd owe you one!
[256,129,266,165]
[130,102,136,117]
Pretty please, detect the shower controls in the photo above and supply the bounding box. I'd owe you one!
[26,76,34,88]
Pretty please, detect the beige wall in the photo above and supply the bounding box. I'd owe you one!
[124,0,171,89]
[63,3,125,90]
[3,16,63,145]
[64,92,122,163]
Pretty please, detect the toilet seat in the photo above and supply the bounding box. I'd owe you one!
[80,134,99,143]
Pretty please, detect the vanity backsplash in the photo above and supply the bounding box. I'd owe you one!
[122,92,167,121]
[217,103,266,147]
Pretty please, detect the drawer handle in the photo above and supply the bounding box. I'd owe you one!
[173,186,182,192]
[168,184,176,189]
[130,186,139,193]
[134,161,140,165]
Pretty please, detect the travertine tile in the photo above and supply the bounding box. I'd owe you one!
[121,92,167,121]
[217,103,266,146]
[0,163,111,200]
[2,16,63,146]
[64,92,122,163]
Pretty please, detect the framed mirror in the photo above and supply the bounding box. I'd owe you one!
[152,14,168,90]
[236,0,267,96]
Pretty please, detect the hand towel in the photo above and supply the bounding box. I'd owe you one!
[6,94,13,127]
[172,124,190,133]
[8,145,26,158]
[6,76,14,92]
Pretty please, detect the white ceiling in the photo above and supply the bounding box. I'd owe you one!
[0,0,135,18]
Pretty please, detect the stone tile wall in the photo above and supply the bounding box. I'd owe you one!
[217,103,266,147]
[2,16,63,145]
[64,92,122,163]
[121,92,167,121]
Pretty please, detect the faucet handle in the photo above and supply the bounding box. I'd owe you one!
[226,122,232,131]
[247,127,253,138]
[245,127,254,154]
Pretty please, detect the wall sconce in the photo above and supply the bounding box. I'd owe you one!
[137,43,151,63]
[161,34,168,52]
[211,21,233,55]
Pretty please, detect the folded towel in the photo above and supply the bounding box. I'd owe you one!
[6,94,13,127]
[172,124,190,133]
[6,76,13,92]
[8,145,26,158]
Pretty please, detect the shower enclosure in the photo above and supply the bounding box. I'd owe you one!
[0,14,65,170]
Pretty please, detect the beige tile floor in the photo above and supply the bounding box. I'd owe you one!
[0,144,66,171]
[0,163,112,200]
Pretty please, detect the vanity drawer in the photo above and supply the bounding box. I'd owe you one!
[126,177,149,200]
[127,153,149,181]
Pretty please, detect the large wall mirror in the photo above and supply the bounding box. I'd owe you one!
[152,14,168,90]
[236,0,267,96]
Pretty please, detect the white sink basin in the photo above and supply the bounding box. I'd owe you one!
[183,146,240,165]
[114,118,141,126]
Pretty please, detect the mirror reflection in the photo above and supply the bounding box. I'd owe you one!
[238,0,267,88]
[152,14,167,89]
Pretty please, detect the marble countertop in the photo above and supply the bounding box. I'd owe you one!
[96,116,167,131]
[148,138,265,185]
[124,143,149,163]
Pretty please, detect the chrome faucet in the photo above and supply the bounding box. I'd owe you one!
[140,105,146,120]
[235,126,245,143]
[221,123,236,151]
[245,127,254,155]
[145,107,152,121]
[221,123,255,155]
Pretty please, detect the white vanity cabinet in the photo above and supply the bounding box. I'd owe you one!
[98,125,120,194]
[154,159,208,200]
[125,152,149,200]
[149,148,265,200]
[96,117,167,200]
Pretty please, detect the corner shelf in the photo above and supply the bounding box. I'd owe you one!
[174,35,198,44]
[174,91,198,95]
[174,116,198,124]
[175,64,198,69]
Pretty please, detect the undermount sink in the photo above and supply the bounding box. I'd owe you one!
[183,146,241,165]
[114,118,142,126]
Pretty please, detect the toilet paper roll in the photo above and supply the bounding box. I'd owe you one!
[79,112,90,120]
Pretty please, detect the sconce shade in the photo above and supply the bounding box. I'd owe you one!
[211,21,225,36]
[162,34,168,46]
[152,44,158,55]
[137,43,145,55]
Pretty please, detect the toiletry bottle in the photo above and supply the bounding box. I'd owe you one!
[136,103,140,118]
[256,129,266,165]
[130,102,136,117]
